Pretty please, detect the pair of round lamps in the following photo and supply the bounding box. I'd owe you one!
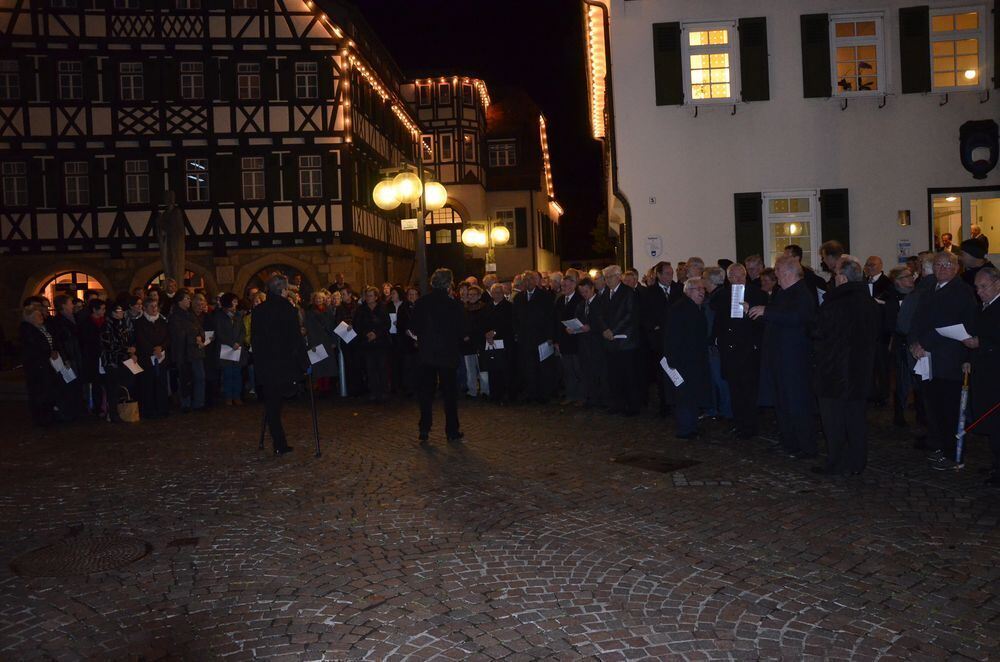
[461,225,510,248]
[372,171,448,211]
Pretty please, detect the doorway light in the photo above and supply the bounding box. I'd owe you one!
[945,196,957,202]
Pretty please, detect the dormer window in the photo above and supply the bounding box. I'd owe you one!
[437,82,451,105]
[488,140,516,167]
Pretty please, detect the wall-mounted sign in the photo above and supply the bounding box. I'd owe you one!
[401,218,418,231]
[645,235,663,259]
[897,238,912,263]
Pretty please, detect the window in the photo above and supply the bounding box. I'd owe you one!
[125,160,149,204]
[417,83,431,106]
[682,21,738,103]
[930,7,985,90]
[185,158,209,202]
[462,133,476,162]
[421,134,434,161]
[437,82,451,105]
[2,162,27,207]
[298,155,322,198]
[40,272,105,306]
[494,208,516,247]
[176,0,201,7]
[237,63,260,101]
[439,133,454,161]
[295,62,318,99]
[233,0,256,8]
[462,82,474,105]
[241,156,264,200]
[58,61,82,101]
[488,140,516,167]
[831,14,883,94]
[764,192,818,268]
[64,161,89,206]
[180,62,204,100]
[0,61,18,101]
[119,62,143,101]
[112,0,138,7]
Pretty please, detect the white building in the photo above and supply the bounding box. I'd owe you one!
[584,0,999,273]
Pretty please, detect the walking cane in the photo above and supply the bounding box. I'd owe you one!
[954,371,970,468]
[307,369,321,458]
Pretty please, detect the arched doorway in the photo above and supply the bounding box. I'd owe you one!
[243,264,314,299]
[146,270,207,292]
[425,206,467,276]
[38,271,107,303]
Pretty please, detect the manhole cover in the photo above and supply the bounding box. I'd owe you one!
[611,452,701,474]
[10,535,152,577]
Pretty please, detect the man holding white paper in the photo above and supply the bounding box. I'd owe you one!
[555,273,583,405]
[663,278,712,438]
[598,265,642,416]
[512,271,555,403]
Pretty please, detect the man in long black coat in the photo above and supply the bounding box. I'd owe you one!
[642,261,683,417]
[717,263,767,439]
[749,256,818,458]
[481,283,514,403]
[663,279,711,438]
[966,268,999,486]
[512,271,555,403]
[48,294,85,421]
[599,265,642,416]
[554,273,583,405]
[812,259,880,476]
[252,275,309,455]
[411,268,465,443]
[575,277,606,409]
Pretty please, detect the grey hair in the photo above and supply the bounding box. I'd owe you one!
[976,266,999,283]
[840,259,864,283]
[774,255,803,278]
[934,251,959,267]
[888,266,912,281]
[726,263,747,279]
[683,277,706,294]
[704,266,726,287]
[430,268,454,291]
[602,264,622,278]
[686,256,705,269]
[267,274,289,296]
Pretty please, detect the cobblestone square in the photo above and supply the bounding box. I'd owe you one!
[1,399,998,660]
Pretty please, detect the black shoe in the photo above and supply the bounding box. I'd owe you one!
[274,446,295,456]
[418,432,429,443]
[447,433,465,444]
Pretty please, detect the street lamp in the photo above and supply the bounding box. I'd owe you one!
[461,217,510,272]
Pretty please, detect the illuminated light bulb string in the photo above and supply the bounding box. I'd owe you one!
[586,3,608,140]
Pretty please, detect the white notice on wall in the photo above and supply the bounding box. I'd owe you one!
[730,284,745,319]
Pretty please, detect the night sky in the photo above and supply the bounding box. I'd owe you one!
[351,0,605,260]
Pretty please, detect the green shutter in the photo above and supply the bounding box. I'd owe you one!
[514,207,527,248]
[738,17,770,102]
[652,22,684,106]
[800,14,831,98]
[733,192,763,261]
[820,189,850,253]
[899,6,931,94]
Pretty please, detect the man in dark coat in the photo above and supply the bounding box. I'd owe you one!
[642,261,683,417]
[133,298,171,419]
[784,244,827,299]
[252,275,309,455]
[481,283,514,403]
[554,272,583,405]
[575,277,606,409]
[909,251,979,470]
[717,264,768,439]
[599,265,642,416]
[411,268,465,443]
[812,259,881,476]
[965,268,999,486]
[511,270,555,403]
[958,239,995,288]
[48,294,85,421]
[663,279,712,438]
[750,256,819,458]
[864,255,892,406]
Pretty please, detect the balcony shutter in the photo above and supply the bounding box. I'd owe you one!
[205,57,219,100]
[652,22,684,106]
[319,57,334,99]
[899,6,931,94]
[800,14,831,98]
[820,189,850,253]
[514,207,527,248]
[323,152,340,205]
[261,59,276,101]
[738,17,770,101]
[83,57,100,101]
[733,192,763,261]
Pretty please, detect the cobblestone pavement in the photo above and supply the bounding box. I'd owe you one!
[0,394,998,661]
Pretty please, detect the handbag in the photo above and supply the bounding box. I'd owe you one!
[117,386,140,423]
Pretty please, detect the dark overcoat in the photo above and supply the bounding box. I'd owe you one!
[251,296,308,386]
[760,278,817,411]
[970,298,999,435]
[813,281,881,400]
[411,289,464,368]
[909,277,979,381]
[662,296,711,408]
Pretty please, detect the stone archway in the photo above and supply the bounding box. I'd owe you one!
[22,261,115,305]
[129,259,219,295]
[233,253,321,299]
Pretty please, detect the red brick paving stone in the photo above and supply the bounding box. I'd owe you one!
[0,401,998,659]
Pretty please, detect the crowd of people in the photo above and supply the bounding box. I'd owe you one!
[16,233,999,484]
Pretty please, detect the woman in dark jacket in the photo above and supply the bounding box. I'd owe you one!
[663,279,712,439]
[20,304,59,426]
[100,301,136,422]
[351,286,392,402]
[211,292,247,405]
[78,298,107,415]
[304,290,338,393]
[134,298,171,419]
[461,285,490,397]
[395,286,420,396]
[167,290,206,412]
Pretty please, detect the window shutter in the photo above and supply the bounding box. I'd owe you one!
[733,192,763,261]
[738,17,770,101]
[106,159,122,207]
[144,59,161,101]
[162,59,179,101]
[278,58,293,101]
[83,57,100,101]
[820,189,850,253]
[323,152,339,204]
[800,14,831,98]
[284,155,299,203]
[20,56,36,101]
[652,22,684,106]
[899,6,931,94]
[319,57,334,99]
[219,59,235,101]
[148,158,164,209]
[514,206,527,248]
[212,155,236,203]
[206,57,220,100]
[261,59,276,101]
[39,58,55,102]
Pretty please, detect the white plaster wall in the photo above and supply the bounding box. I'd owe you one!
[609,0,1000,273]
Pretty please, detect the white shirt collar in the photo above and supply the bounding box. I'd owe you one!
[986,292,1000,309]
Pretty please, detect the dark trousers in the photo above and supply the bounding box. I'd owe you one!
[138,364,169,419]
[990,432,1000,472]
[819,398,868,473]
[606,348,641,414]
[925,378,962,454]
[418,364,460,437]
[872,341,890,402]
[516,345,552,402]
[726,361,761,436]
[262,381,293,451]
[363,349,388,401]
[675,405,699,436]
[774,386,816,454]
[579,339,606,407]
[560,353,583,402]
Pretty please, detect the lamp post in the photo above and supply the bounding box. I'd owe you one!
[461,218,510,272]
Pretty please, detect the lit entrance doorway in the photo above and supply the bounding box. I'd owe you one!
[425,206,468,278]
[38,271,106,303]
[930,187,999,257]
[147,270,206,292]
[244,265,313,299]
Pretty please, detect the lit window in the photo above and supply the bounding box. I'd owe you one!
[764,193,817,268]
[298,155,322,199]
[237,63,260,101]
[58,61,82,101]
[0,60,19,101]
[930,8,985,90]
[421,134,434,161]
[125,160,149,205]
[462,133,476,161]
[488,141,516,167]
[64,161,89,206]
[437,82,451,105]
[493,208,516,246]
[185,158,209,202]
[831,14,883,95]
[417,83,431,106]
[119,62,143,101]
[295,62,318,99]
[682,22,737,103]
[2,162,28,207]
[241,156,265,200]
[180,62,204,100]
[439,133,454,161]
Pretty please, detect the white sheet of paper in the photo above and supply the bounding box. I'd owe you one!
[123,358,143,375]
[307,344,329,365]
[913,353,932,381]
[50,355,66,373]
[334,321,357,344]
[60,367,77,384]
[538,341,555,362]
[730,284,745,319]
[389,312,398,335]
[612,334,628,340]
[817,289,825,306]
[219,344,242,362]
[202,330,214,346]
[659,356,684,387]
[485,338,505,351]
[562,318,585,333]
[935,324,972,341]
[98,358,106,375]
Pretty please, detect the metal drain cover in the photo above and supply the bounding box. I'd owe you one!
[611,452,701,474]
[11,535,151,577]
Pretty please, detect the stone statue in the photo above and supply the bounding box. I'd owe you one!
[157,190,185,283]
